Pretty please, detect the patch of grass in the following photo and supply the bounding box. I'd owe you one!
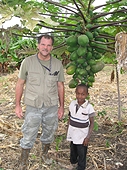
[94,110,107,131]
[55,135,66,151]
[63,114,68,123]
[0,76,7,82]
[105,139,111,148]
[93,120,99,131]
[121,107,127,113]
[0,98,7,104]
[31,154,37,160]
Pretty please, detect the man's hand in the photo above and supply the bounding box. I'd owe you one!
[58,106,64,120]
[15,105,24,119]
[15,78,25,118]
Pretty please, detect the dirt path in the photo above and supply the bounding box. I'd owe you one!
[0,65,127,170]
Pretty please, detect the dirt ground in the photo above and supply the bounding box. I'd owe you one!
[0,65,127,170]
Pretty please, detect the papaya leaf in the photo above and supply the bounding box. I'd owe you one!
[52,45,67,56]
[24,19,39,31]
[0,5,14,26]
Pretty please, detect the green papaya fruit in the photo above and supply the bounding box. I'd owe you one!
[95,44,107,53]
[66,35,78,47]
[78,35,89,47]
[85,31,93,40]
[77,46,87,56]
[91,42,107,53]
[93,52,102,59]
[91,61,105,73]
[86,24,93,29]
[88,76,95,82]
[66,64,76,75]
[67,45,79,52]
[70,51,78,61]
[75,68,81,74]
[66,61,75,69]
[73,73,77,80]
[79,69,88,76]
[86,65,91,72]
[95,38,106,42]
[83,62,88,67]
[77,58,85,64]
[81,79,87,85]
[77,74,83,81]
[87,47,93,52]
[87,81,93,88]
[69,78,79,88]
[88,59,96,66]
[93,31,99,38]
[86,51,92,60]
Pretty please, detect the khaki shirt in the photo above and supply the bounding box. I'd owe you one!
[18,54,65,108]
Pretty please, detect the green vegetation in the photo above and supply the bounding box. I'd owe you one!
[0,38,37,73]
[55,135,65,151]
[0,0,127,91]
[94,110,107,131]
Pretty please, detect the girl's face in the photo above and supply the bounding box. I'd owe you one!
[75,87,88,105]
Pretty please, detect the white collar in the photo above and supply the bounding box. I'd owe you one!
[75,100,89,108]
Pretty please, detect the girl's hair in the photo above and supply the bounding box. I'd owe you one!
[76,84,88,93]
[37,34,54,45]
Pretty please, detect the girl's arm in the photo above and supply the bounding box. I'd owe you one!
[83,116,94,146]
[66,111,71,135]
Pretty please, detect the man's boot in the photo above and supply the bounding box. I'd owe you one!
[42,143,52,165]
[19,148,30,170]
[42,143,50,154]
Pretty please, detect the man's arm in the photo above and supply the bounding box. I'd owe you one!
[57,81,64,119]
[15,78,25,118]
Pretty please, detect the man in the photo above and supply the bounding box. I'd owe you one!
[15,34,65,169]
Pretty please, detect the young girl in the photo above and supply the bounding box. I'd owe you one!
[67,84,95,170]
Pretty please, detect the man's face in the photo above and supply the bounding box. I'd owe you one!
[38,37,53,57]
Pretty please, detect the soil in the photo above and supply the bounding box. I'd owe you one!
[0,65,127,170]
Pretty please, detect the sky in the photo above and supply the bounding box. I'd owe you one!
[1,16,21,29]
[92,0,106,6]
[1,0,106,29]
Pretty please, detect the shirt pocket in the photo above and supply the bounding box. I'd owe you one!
[80,108,89,121]
[47,75,58,87]
[24,92,38,107]
[28,72,41,86]
[24,92,43,108]
[47,75,58,94]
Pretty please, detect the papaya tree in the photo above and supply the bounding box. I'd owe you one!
[37,0,127,88]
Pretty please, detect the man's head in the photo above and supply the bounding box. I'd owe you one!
[38,34,54,45]
[37,34,54,58]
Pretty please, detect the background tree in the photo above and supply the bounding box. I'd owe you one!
[0,0,127,65]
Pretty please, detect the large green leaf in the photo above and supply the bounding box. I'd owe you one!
[0,5,14,26]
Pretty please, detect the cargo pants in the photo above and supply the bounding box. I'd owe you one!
[20,105,58,149]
